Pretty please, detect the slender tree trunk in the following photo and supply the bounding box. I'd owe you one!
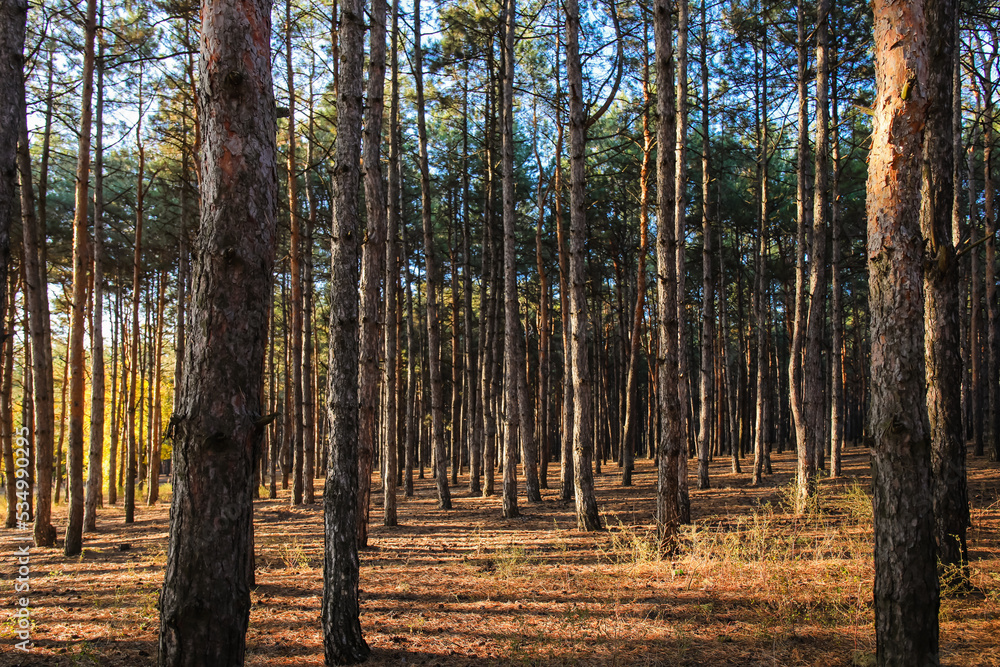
[286,0,305,508]
[829,34,844,478]
[383,0,400,526]
[674,0,691,524]
[868,0,940,661]
[84,31,106,531]
[125,85,145,526]
[653,0,680,543]
[322,0,371,658]
[622,33,653,488]
[798,0,829,514]
[413,0,451,510]
[109,283,120,505]
[2,281,14,528]
[146,271,166,504]
[302,73,316,504]
[697,0,713,491]
[404,231,416,497]
[64,0,98,556]
[501,0,520,518]
[16,63,56,546]
[157,0,277,658]
[789,0,809,491]
[358,0,387,543]
[565,0,601,531]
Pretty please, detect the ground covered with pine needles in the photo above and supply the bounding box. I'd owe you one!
[3,446,1000,666]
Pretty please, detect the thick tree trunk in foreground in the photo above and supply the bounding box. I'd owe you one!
[654,0,680,543]
[565,0,601,531]
[868,0,940,663]
[156,0,278,660]
[321,0,371,661]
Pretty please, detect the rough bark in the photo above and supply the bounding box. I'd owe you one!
[383,0,400,527]
[0,0,24,349]
[922,0,967,579]
[654,0,680,543]
[321,0,371,660]
[156,0,278,659]
[565,0,601,531]
[358,0,387,543]
[867,0,940,662]
[674,0,691,524]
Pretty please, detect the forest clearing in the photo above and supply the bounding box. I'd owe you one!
[3,448,1000,666]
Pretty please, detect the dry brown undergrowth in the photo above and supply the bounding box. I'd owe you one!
[2,447,1000,666]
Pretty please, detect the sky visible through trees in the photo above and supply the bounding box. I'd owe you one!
[1,0,1000,664]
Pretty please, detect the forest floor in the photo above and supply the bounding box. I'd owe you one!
[2,445,1000,666]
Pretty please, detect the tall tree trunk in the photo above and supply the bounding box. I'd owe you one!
[622,26,653,488]
[286,0,305,507]
[829,29,844,478]
[125,82,145,526]
[157,0,277,658]
[922,0,967,582]
[653,0,680,542]
[302,72,316,503]
[146,271,166,504]
[501,0,520,518]
[697,0,713,491]
[985,62,999,462]
[84,30,106,531]
[674,0,691,524]
[359,0,387,544]
[383,0,400,526]
[789,0,809,492]
[16,57,56,546]
[321,0,370,661]
[404,230,416,497]
[868,0,940,661]
[109,282,120,504]
[65,0,99,556]
[413,0,451,510]
[565,0,601,531]
[798,0,829,514]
